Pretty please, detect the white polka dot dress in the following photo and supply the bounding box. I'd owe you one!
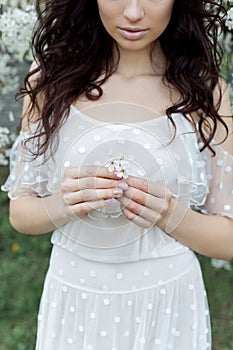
[2,104,233,350]
[36,246,211,350]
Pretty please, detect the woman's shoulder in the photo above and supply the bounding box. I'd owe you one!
[213,77,233,156]
[21,60,44,133]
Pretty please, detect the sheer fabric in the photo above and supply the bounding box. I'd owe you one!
[200,144,233,219]
[1,123,54,199]
[2,107,232,350]
[2,106,233,263]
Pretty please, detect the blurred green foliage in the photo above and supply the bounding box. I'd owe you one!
[0,167,233,350]
[0,167,51,350]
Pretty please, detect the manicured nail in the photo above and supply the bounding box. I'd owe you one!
[105,198,113,203]
[113,188,123,196]
[118,182,128,191]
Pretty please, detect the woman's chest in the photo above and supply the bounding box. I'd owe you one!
[50,110,206,199]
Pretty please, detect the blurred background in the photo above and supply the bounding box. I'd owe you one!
[0,1,233,349]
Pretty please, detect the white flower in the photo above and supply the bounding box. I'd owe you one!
[0,153,8,166]
[105,160,115,172]
[115,168,129,179]
[105,154,130,179]
[0,5,37,61]
[0,127,16,166]
[226,7,233,30]
[0,53,19,96]
[211,258,232,271]
[0,127,10,148]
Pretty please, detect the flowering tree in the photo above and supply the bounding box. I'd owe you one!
[0,0,36,101]
[0,0,36,164]
[222,1,233,100]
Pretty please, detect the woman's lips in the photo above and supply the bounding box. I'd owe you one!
[117,27,149,40]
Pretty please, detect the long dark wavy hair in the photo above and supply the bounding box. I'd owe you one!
[19,0,230,158]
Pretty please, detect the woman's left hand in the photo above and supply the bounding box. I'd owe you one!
[116,175,174,229]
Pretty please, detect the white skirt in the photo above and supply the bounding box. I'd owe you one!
[35,245,211,350]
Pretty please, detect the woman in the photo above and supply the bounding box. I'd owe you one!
[2,0,233,349]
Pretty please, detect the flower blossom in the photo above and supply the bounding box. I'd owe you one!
[211,258,232,271]
[105,154,130,179]
[0,126,16,166]
[226,7,233,30]
[0,5,37,61]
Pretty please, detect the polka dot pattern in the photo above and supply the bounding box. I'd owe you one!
[64,161,71,168]
[8,112,223,350]
[69,306,75,313]
[160,288,167,295]
[139,337,146,344]
[79,325,84,332]
[114,316,121,323]
[89,270,96,278]
[103,298,110,305]
[116,273,123,280]
[147,303,153,310]
[81,293,87,300]
[67,338,73,344]
[100,330,107,337]
[79,146,86,154]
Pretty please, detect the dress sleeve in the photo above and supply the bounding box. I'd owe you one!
[201,144,233,219]
[1,124,53,200]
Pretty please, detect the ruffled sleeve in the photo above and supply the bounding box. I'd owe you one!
[1,124,54,200]
[200,144,233,219]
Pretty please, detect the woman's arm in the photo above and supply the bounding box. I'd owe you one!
[160,80,233,260]
[159,199,233,260]
[9,166,126,235]
[118,78,233,260]
[8,62,127,235]
[118,176,233,260]
[9,193,70,235]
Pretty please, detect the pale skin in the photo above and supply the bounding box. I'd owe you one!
[9,0,233,260]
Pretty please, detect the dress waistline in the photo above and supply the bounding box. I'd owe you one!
[48,245,200,293]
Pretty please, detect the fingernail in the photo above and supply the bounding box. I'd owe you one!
[113,188,123,196]
[105,198,113,203]
[118,182,128,191]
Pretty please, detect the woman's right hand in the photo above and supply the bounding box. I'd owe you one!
[61,165,129,219]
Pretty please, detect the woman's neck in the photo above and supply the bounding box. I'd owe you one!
[115,42,165,78]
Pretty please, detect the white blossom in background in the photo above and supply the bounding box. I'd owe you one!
[1,0,33,8]
[0,53,19,94]
[0,5,37,61]
[0,1,36,113]
[0,126,16,165]
[211,258,232,271]
[226,7,233,30]
[224,5,233,106]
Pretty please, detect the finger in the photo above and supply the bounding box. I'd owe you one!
[68,199,115,218]
[121,206,153,229]
[65,166,119,180]
[125,176,172,198]
[123,186,150,207]
[117,196,162,224]
[63,188,123,205]
[123,186,170,213]
[61,177,123,193]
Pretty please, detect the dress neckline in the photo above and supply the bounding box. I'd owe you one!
[70,104,182,126]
